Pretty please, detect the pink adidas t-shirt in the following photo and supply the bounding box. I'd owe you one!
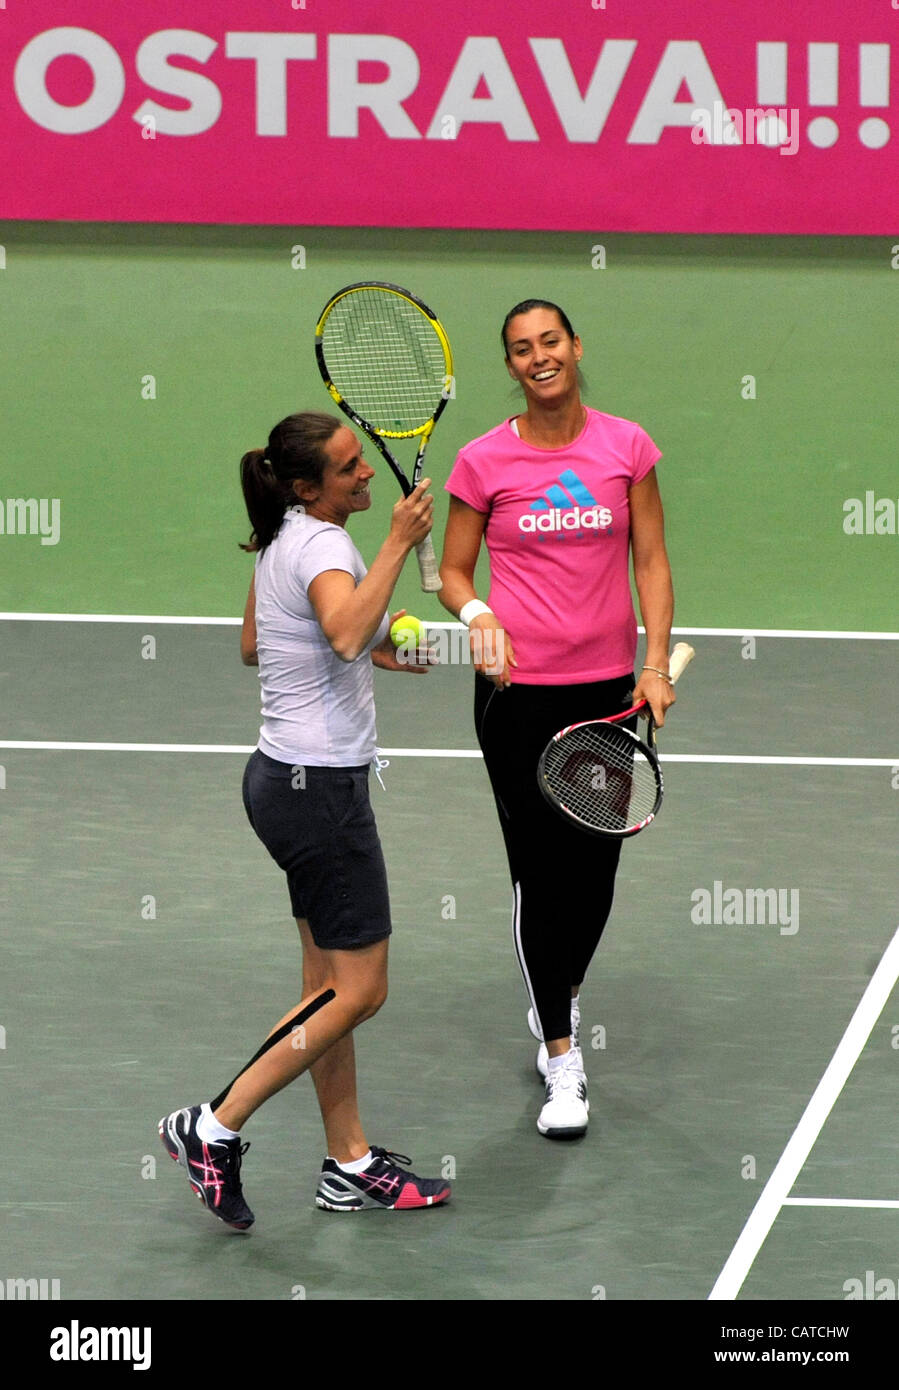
[445,407,662,684]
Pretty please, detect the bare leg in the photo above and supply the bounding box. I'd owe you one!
[297,918,370,1163]
[213,936,388,1134]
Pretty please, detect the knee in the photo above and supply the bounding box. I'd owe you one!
[353,979,388,1024]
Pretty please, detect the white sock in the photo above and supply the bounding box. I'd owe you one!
[197,1102,240,1143]
[332,1149,373,1174]
[547,1048,578,1073]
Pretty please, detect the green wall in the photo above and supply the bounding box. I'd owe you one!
[1,224,895,628]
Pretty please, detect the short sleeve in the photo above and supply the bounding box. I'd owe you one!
[293,527,358,593]
[631,424,662,485]
[445,447,490,513]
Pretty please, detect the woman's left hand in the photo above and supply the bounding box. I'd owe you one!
[370,611,436,674]
[371,642,433,673]
[632,669,677,728]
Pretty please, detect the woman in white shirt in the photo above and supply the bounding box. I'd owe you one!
[159,411,451,1224]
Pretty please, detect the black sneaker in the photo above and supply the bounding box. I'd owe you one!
[158,1106,254,1229]
[315,1146,451,1212]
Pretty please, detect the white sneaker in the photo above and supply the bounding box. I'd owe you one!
[528,999,581,1080]
[537,1047,589,1139]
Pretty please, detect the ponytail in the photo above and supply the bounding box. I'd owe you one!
[238,450,285,553]
[238,411,342,552]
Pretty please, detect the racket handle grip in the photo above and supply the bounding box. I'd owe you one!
[668,642,695,684]
[416,535,442,592]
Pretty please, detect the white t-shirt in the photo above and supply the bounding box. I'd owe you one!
[253,506,389,766]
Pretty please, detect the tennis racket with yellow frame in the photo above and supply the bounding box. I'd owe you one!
[315,281,454,592]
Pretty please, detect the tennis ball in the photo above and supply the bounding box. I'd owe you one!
[390,615,424,647]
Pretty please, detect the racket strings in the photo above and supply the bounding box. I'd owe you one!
[321,290,448,431]
[541,725,659,833]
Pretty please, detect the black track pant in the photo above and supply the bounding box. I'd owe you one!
[474,671,635,1043]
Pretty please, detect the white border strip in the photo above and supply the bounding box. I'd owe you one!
[0,742,894,766]
[0,614,897,641]
[708,922,899,1301]
[783,1198,899,1209]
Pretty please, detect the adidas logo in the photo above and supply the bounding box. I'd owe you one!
[519,469,612,534]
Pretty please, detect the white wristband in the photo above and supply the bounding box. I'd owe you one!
[459,599,493,627]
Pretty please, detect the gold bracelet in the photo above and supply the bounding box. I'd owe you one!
[642,665,672,682]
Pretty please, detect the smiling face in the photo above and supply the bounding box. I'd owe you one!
[293,425,375,525]
[503,307,583,407]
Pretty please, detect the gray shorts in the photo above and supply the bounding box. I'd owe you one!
[241,750,392,951]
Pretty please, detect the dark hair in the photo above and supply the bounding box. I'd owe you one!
[239,411,342,552]
[501,299,576,356]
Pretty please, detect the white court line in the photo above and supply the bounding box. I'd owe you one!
[784,1198,899,1209]
[0,614,897,641]
[408,624,899,641]
[0,613,242,625]
[708,922,899,1302]
[662,755,897,767]
[0,741,478,756]
[0,741,260,753]
[0,741,894,766]
[0,742,481,756]
[665,627,899,641]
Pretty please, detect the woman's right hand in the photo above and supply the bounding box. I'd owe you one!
[389,478,435,551]
[469,613,517,689]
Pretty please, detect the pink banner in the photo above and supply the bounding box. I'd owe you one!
[1,0,896,232]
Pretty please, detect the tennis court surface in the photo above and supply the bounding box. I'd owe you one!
[2,617,896,1310]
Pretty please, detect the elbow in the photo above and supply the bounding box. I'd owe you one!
[325,630,361,663]
[332,641,363,663]
[240,623,258,664]
[320,614,367,663]
[319,612,368,663]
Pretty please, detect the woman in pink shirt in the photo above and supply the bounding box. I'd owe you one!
[440,300,677,1139]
